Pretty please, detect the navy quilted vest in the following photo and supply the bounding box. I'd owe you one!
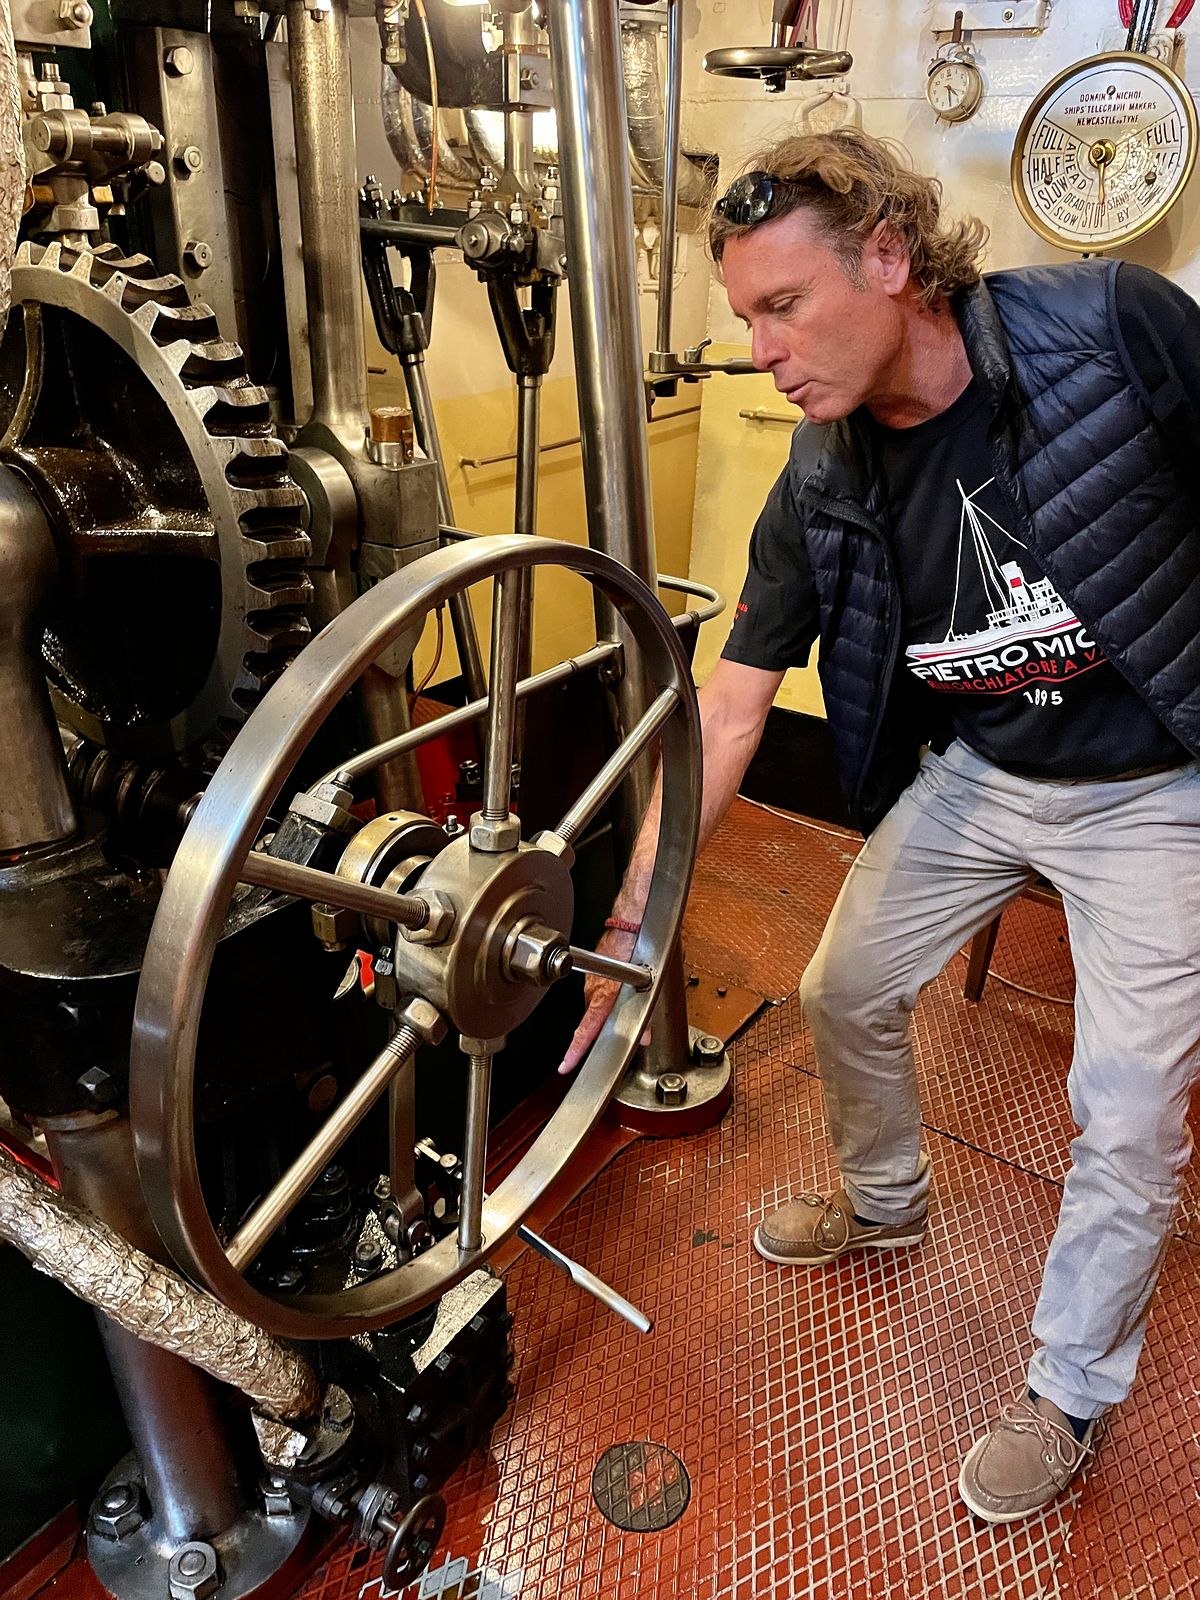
[792,260,1200,832]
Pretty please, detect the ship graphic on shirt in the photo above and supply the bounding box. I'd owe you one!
[905,476,1106,695]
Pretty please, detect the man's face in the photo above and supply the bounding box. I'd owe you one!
[722,207,909,424]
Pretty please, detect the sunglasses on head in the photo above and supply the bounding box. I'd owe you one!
[713,170,793,228]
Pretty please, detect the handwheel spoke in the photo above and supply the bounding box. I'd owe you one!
[239,850,430,931]
[559,945,654,991]
[556,688,679,847]
[480,571,523,834]
[227,1022,423,1272]
[457,1044,495,1253]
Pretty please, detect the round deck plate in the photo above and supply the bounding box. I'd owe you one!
[591,1442,691,1532]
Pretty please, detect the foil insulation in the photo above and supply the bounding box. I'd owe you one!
[0,0,22,336]
[0,1145,320,1425]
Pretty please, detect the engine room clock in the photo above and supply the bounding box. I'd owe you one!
[1011,51,1197,252]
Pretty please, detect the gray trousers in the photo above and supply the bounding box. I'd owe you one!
[801,739,1200,1419]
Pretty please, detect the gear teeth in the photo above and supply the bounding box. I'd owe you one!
[10,242,314,760]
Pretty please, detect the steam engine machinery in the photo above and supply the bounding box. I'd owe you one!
[0,0,849,1593]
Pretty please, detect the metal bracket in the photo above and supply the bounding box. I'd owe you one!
[932,0,1049,31]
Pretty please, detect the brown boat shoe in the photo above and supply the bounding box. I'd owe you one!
[753,1187,928,1266]
[958,1393,1101,1524]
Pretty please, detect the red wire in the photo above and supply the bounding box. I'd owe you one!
[0,1127,58,1187]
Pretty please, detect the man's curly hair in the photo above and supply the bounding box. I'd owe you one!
[708,128,988,308]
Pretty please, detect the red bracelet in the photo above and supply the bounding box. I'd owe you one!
[604,916,641,935]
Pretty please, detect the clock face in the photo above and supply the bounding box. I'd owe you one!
[927,58,983,122]
[1012,52,1198,251]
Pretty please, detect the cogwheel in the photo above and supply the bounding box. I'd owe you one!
[0,238,313,765]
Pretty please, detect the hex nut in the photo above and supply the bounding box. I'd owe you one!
[694,1034,724,1064]
[261,1475,293,1516]
[401,890,455,947]
[174,145,204,176]
[92,1482,143,1541]
[77,1064,119,1108]
[468,811,521,854]
[655,1071,689,1106]
[182,239,213,272]
[399,995,448,1045]
[163,45,194,73]
[167,1541,220,1600]
[528,828,576,867]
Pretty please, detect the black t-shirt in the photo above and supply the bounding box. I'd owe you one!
[721,262,1193,780]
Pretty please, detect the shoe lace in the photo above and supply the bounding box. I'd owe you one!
[996,1396,1095,1478]
[797,1190,849,1247]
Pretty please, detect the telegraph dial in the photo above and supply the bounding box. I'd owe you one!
[1011,51,1197,252]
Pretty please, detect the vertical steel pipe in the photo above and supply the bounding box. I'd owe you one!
[482,570,522,821]
[44,1117,243,1546]
[458,1051,493,1254]
[655,0,683,357]
[286,0,369,443]
[403,357,488,701]
[547,0,691,1073]
[513,374,541,720]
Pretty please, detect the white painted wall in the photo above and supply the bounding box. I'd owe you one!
[683,0,1200,711]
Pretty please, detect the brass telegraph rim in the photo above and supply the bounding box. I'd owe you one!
[1010,50,1199,253]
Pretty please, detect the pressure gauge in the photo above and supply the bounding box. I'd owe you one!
[926,53,984,124]
[1012,51,1198,251]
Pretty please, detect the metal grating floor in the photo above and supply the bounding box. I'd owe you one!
[298,799,1200,1598]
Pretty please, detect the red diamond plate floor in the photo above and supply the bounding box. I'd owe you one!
[293,797,1200,1600]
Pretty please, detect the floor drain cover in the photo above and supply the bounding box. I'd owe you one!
[591,1442,691,1532]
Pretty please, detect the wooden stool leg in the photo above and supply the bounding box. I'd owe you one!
[964,914,1002,1002]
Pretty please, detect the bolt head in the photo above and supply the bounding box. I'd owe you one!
[655,1071,689,1106]
[164,45,194,73]
[77,1064,118,1108]
[93,1481,143,1541]
[167,1541,219,1600]
[182,239,213,272]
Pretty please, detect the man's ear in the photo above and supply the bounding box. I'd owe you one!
[864,219,911,297]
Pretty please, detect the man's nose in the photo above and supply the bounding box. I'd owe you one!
[750,322,785,373]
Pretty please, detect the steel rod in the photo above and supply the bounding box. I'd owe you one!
[561,945,654,991]
[402,356,488,702]
[557,688,679,846]
[238,851,430,930]
[360,216,461,250]
[323,641,619,786]
[655,0,683,357]
[518,1225,653,1334]
[227,1025,421,1272]
[458,404,701,470]
[482,570,523,822]
[457,1051,493,1254]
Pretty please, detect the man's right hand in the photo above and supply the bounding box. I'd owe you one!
[557,925,640,1075]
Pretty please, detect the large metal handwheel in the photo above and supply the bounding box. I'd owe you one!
[130,534,700,1339]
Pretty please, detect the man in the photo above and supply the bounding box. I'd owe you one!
[561,128,1200,1525]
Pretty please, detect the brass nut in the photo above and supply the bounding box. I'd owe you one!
[311,901,356,950]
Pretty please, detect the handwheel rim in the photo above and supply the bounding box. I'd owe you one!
[130,534,700,1338]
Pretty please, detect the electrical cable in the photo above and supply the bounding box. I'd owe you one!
[412,0,439,212]
[741,794,863,844]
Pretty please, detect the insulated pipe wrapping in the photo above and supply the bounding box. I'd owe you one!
[0,0,23,338]
[380,27,709,206]
[0,1145,321,1425]
[621,24,708,209]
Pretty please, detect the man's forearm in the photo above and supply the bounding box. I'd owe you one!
[611,673,773,924]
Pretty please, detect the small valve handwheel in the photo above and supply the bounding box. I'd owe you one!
[383,1494,446,1590]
